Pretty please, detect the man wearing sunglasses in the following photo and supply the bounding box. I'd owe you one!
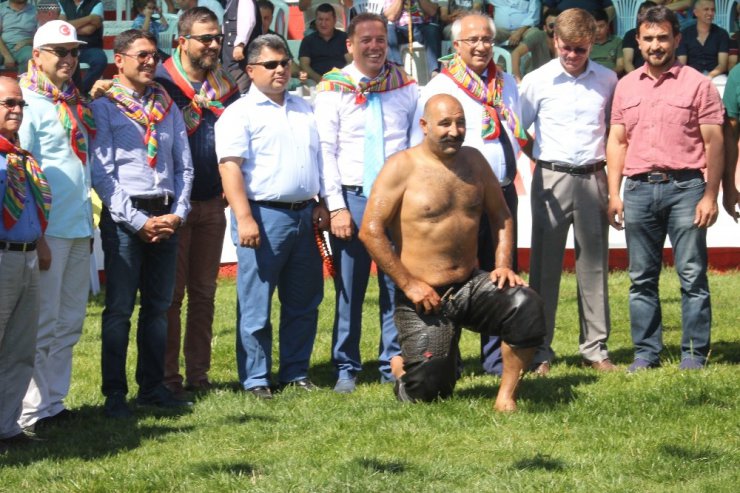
[13,20,92,433]
[519,8,618,375]
[510,9,559,83]
[90,29,194,418]
[155,7,239,398]
[216,34,329,399]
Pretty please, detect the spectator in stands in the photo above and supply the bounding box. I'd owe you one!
[491,0,540,46]
[298,0,349,36]
[259,0,308,89]
[439,0,482,40]
[0,0,37,71]
[511,8,558,82]
[222,0,260,93]
[590,8,623,73]
[168,0,225,22]
[544,0,615,19]
[654,0,695,30]
[156,7,239,397]
[384,0,442,77]
[133,0,171,60]
[678,0,729,93]
[36,0,62,26]
[58,0,107,93]
[623,0,657,73]
[299,3,350,83]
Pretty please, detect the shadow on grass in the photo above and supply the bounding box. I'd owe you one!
[511,453,566,471]
[356,457,407,474]
[195,461,256,477]
[660,444,720,462]
[558,341,740,367]
[0,404,193,467]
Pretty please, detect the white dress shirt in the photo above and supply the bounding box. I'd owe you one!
[314,62,418,211]
[411,69,522,181]
[519,58,617,165]
[491,0,541,31]
[215,87,323,202]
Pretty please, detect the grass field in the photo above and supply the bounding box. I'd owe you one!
[1,269,738,492]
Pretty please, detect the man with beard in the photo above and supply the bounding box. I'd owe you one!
[511,9,559,83]
[16,20,93,432]
[607,5,725,372]
[91,30,193,418]
[156,8,239,396]
[0,76,49,450]
[519,8,617,376]
[412,13,527,377]
[314,13,417,394]
[359,94,545,411]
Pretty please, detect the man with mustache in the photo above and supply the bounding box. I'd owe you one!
[16,20,93,432]
[91,29,194,418]
[359,94,545,411]
[314,13,417,394]
[156,7,239,397]
[607,5,725,372]
[412,13,527,378]
[0,76,49,451]
[519,8,617,376]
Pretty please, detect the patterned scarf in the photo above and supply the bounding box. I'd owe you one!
[442,54,528,146]
[1,134,51,233]
[162,47,237,135]
[18,60,96,166]
[105,79,173,168]
[317,62,415,105]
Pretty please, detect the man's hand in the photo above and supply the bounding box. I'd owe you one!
[158,214,182,234]
[330,208,354,240]
[490,267,526,289]
[608,196,625,230]
[508,30,524,46]
[722,186,739,222]
[89,79,113,99]
[37,236,52,271]
[313,203,330,231]
[694,196,719,228]
[236,216,261,249]
[137,217,173,243]
[233,44,245,61]
[404,278,441,314]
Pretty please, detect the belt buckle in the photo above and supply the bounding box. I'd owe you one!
[647,172,669,183]
[290,201,305,211]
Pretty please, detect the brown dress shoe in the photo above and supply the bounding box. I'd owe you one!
[583,358,619,372]
[531,361,550,376]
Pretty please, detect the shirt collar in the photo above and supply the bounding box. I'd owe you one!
[638,59,682,82]
[247,84,290,107]
[553,57,597,80]
[345,63,384,84]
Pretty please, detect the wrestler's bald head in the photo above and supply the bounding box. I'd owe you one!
[422,94,465,122]
[420,94,466,158]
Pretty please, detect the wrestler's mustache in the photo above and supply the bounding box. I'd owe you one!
[440,135,464,144]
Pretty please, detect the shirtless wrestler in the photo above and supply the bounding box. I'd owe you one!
[359,94,546,412]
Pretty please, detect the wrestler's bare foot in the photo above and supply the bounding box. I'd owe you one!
[495,343,535,413]
[390,355,405,380]
[494,396,517,412]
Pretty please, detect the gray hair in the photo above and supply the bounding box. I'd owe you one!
[247,34,289,64]
[450,13,496,42]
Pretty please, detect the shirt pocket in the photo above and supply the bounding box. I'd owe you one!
[663,97,695,126]
[621,96,641,130]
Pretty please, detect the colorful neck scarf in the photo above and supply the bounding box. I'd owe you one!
[442,54,528,146]
[105,79,173,167]
[162,47,237,135]
[18,60,96,166]
[1,134,51,233]
[317,62,415,105]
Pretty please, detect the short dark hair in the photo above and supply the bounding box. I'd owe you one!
[347,13,387,38]
[637,5,680,36]
[639,0,658,12]
[246,33,288,63]
[593,8,609,23]
[114,29,157,54]
[316,2,336,17]
[178,7,219,36]
[257,0,274,13]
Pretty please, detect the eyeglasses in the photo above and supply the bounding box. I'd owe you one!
[0,98,28,109]
[249,58,291,70]
[41,47,80,58]
[458,37,494,47]
[120,50,161,64]
[184,34,224,45]
[559,44,589,55]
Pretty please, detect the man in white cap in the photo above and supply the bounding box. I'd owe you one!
[16,20,94,432]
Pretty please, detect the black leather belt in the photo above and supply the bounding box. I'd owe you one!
[630,170,703,184]
[342,185,364,193]
[250,199,314,211]
[538,160,606,175]
[0,240,37,252]
[130,196,173,213]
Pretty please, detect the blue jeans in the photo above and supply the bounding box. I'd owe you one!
[233,204,323,389]
[76,47,108,94]
[99,208,178,397]
[624,175,711,364]
[330,189,400,382]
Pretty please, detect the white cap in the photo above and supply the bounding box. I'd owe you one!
[33,20,87,49]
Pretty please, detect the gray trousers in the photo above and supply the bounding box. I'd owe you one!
[0,250,39,438]
[529,167,611,364]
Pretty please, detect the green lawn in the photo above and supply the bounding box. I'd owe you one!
[1,269,738,492]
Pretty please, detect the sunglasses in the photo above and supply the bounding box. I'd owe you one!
[184,34,224,45]
[120,50,161,64]
[0,98,28,109]
[559,44,589,55]
[249,58,291,69]
[41,47,80,58]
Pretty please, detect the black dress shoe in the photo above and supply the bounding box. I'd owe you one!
[136,390,193,409]
[247,386,273,399]
[34,408,76,430]
[279,378,318,392]
[104,393,133,419]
